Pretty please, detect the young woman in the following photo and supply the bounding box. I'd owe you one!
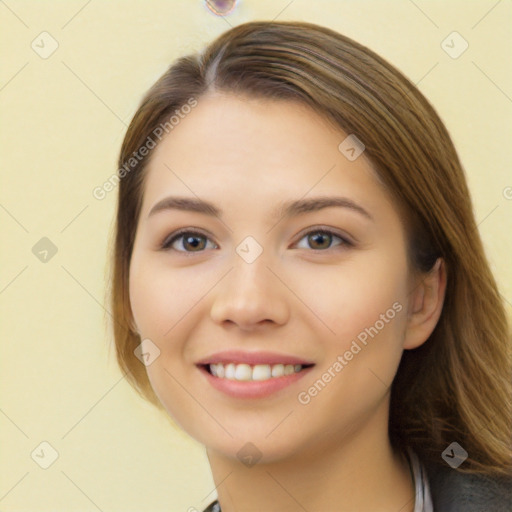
[109,21,512,511]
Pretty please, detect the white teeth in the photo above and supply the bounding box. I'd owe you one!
[225,363,236,379]
[271,364,284,377]
[252,364,272,381]
[208,362,306,381]
[234,363,252,381]
[284,364,295,375]
[215,363,225,378]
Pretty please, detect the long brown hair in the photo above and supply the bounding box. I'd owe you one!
[107,21,512,476]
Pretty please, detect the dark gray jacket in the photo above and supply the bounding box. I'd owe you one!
[202,462,512,511]
[425,461,512,511]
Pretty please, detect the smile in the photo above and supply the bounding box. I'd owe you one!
[197,362,315,399]
[206,362,312,381]
[195,350,315,398]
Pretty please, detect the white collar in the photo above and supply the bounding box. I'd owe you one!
[408,447,434,512]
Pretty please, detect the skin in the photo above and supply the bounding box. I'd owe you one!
[129,92,446,512]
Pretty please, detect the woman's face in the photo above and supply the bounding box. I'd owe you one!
[129,92,416,463]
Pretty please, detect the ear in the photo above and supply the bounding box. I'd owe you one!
[403,258,447,350]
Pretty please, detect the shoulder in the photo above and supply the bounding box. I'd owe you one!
[424,460,512,512]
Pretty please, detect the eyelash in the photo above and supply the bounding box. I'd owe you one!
[160,227,353,254]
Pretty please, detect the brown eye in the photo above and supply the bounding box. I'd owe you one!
[161,230,217,252]
[308,232,332,250]
[295,229,352,251]
[181,234,207,251]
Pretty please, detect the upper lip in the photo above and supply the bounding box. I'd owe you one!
[195,350,315,366]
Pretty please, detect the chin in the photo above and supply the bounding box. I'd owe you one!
[205,435,307,466]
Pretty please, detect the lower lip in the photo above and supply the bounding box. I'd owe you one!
[198,365,314,399]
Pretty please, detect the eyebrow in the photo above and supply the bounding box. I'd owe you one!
[147,195,373,222]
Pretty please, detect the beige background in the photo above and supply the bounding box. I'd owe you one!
[1,1,511,511]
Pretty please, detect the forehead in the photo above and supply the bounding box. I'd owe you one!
[152,92,344,167]
[139,92,391,219]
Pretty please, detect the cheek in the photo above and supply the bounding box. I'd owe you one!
[129,254,205,339]
[297,252,409,350]
[129,258,168,338]
[128,255,205,426]
[292,253,410,419]
[289,259,409,435]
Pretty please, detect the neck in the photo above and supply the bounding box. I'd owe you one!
[205,404,415,512]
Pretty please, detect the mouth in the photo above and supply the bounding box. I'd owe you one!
[195,350,316,398]
[196,356,316,399]
[199,362,315,381]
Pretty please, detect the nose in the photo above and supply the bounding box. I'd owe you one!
[210,254,290,331]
